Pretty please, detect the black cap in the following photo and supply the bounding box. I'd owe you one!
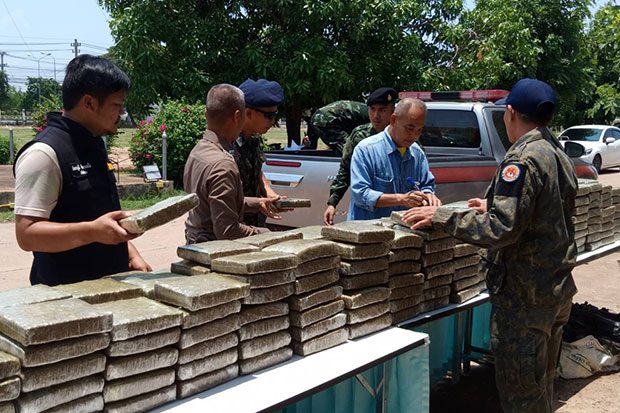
[239,78,284,107]
[366,87,398,106]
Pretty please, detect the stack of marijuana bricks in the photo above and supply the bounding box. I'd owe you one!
[264,238,346,356]
[0,285,113,413]
[321,221,394,339]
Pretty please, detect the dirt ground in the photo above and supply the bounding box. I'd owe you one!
[0,169,618,412]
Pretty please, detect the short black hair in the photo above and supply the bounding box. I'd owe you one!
[62,54,131,110]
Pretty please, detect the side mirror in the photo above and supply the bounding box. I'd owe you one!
[605,137,615,144]
[564,141,585,158]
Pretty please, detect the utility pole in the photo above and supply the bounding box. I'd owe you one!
[71,39,81,57]
[0,51,6,71]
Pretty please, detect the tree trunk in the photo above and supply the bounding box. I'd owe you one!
[285,101,303,147]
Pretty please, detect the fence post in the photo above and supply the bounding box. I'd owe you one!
[162,131,168,181]
[9,128,14,164]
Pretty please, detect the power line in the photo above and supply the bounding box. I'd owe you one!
[0,42,67,46]
[1,0,33,55]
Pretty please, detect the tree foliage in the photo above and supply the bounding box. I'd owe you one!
[21,77,61,112]
[0,71,9,111]
[584,4,620,124]
[100,0,461,143]
[435,0,592,127]
[100,0,620,132]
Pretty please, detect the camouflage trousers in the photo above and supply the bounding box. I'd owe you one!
[307,124,347,156]
[490,299,572,413]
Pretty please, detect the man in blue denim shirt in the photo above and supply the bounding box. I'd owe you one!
[348,98,441,220]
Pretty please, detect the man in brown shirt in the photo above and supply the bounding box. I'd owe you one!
[184,84,281,243]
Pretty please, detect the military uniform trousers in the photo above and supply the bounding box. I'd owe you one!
[490,298,572,413]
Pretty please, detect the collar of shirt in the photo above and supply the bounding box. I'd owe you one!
[234,132,262,149]
[508,127,560,157]
[205,129,235,154]
[381,126,415,161]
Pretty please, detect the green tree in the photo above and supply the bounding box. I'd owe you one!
[584,4,620,124]
[0,71,9,110]
[100,0,461,144]
[436,0,591,127]
[21,77,61,112]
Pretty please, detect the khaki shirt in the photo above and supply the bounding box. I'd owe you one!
[183,130,268,242]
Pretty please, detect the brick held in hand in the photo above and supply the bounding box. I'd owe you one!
[273,198,311,209]
[119,193,199,235]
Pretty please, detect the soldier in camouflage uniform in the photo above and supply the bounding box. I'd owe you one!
[403,79,577,413]
[323,87,398,225]
[236,78,286,227]
[306,100,370,155]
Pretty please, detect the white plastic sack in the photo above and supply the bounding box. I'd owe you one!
[557,335,620,379]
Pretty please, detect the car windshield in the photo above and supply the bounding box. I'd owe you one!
[559,128,602,142]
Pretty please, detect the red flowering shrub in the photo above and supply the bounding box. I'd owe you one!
[129,100,206,186]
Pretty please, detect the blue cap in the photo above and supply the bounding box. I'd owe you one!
[495,78,556,117]
[239,78,284,108]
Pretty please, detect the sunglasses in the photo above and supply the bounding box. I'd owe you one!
[248,106,279,120]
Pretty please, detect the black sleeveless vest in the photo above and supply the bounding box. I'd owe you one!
[14,112,129,285]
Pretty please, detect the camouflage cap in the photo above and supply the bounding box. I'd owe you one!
[367,87,398,106]
[239,78,284,107]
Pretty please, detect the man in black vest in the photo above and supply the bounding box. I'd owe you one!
[14,54,151,286]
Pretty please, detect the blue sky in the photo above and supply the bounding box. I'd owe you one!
[1,0,114,90]
[0,0,616,91]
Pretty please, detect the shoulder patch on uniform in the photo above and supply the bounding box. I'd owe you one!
[495,163,526,198]
[500,164,521,183]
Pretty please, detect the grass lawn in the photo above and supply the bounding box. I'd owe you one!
[0,126,135,153]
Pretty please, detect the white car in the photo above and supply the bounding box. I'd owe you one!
[558,125,620,172]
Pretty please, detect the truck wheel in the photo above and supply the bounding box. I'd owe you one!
[592,155,602,172]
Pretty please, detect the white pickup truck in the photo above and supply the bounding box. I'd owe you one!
[263,95,597,228]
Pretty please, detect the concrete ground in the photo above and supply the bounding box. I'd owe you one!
[0,169,618,412]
